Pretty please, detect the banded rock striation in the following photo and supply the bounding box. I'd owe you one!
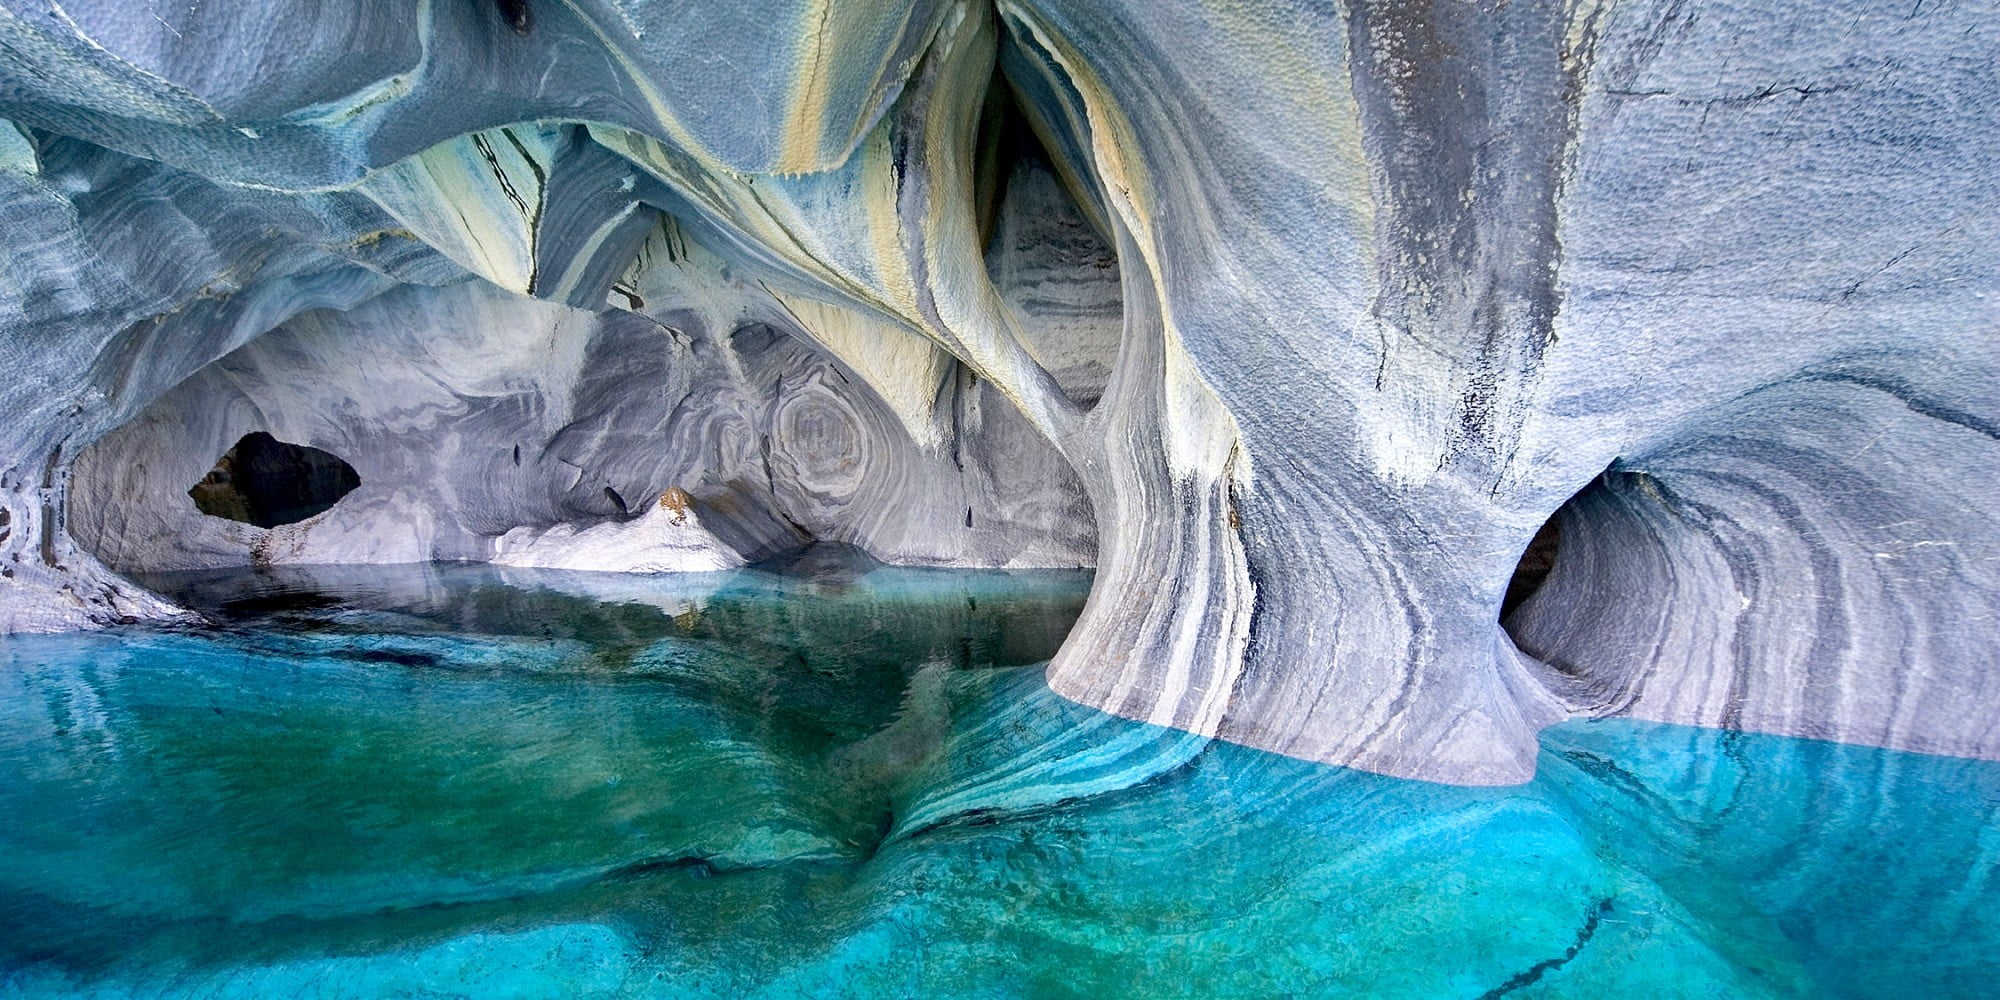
[1,0,1994,783]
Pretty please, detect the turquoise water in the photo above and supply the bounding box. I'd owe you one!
[1,559,1995,998]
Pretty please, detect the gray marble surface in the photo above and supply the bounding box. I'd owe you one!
[1,0,1993,783]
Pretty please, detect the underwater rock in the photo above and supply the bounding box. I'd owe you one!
[2,0,1996,782]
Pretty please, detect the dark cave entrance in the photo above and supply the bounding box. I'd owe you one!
[188,432,361,529]
[974,65,1123,413]
[1502,514,1562,621]
[1500,466,1628,631]
[1500,467,1631,639]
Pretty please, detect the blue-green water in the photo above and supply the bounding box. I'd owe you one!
[1,559,1995,998]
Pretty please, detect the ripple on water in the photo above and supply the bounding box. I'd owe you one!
[0,561,1995,998]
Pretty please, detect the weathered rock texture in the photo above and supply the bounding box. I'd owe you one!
[70,249,1091,575]
[1,0,1994,783]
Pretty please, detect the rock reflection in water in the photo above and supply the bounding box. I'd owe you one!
[0,558,1994,998]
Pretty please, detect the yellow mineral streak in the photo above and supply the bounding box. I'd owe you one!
[593,3,1082,449]
[552,0,737,178]
[779,0,842,174]
[658,486,693,524]
[359,126,555,294]
[768,292,954,449]
[778,0,951,174]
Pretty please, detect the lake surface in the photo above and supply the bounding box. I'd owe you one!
[1,556,1995,998]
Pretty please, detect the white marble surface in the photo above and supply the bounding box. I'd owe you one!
[1,0,1994,783]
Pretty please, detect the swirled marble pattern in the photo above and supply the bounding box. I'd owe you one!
[0,566,1994,996]
[68,228,1093,576]
[2,0,1996,782]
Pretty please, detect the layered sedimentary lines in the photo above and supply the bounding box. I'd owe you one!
[3,0,1996,783]
[69,271,1092,574]
[1511,373,2000,761]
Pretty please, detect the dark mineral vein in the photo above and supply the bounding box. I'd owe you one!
[1478,897,1614,999]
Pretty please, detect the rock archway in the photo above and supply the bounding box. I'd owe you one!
[3,0,1995,783]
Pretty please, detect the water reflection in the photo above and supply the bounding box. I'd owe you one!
[0,557,1993,998]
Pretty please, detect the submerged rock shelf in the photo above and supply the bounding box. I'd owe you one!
[0,565,1995,997]
[2,1,1992,993]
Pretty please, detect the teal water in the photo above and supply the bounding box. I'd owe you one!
[1,558,1995,998]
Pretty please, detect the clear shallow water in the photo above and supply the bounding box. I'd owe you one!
[0,558,1995,998]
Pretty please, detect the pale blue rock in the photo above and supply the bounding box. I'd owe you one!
[0,0,1993,783]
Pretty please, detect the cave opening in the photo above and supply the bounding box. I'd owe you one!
[974,68,1045,254]
[187,432,361,529]
[975,67,1123,413]
[1500,468,1620,638]
[1502,514,1562,622]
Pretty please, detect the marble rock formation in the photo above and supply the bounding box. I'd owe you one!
[1,0,1994,784]
[490,488,746,575]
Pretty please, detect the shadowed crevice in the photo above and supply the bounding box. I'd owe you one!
[1503,513,1563,620]
[188,432,360,529]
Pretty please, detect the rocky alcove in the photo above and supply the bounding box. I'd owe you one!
[0,0,1990,785]
[187,432,361,529]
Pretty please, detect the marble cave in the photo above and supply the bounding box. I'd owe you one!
[0,0,1995,995]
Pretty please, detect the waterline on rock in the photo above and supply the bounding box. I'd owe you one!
[0,563,1993,998]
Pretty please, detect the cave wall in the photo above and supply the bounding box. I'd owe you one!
[996,0,1999,780]
[0,123,466,631]
[1,0,1995,784]
[1509,0,2000,762]
[71,223,1094,575]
